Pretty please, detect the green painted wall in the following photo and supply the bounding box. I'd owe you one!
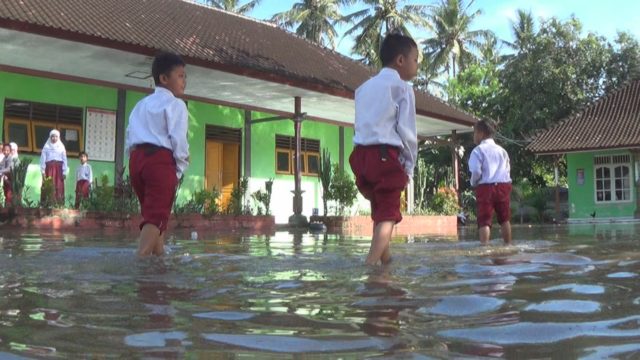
[567,151,636,219]
[1,71,354,214]
[0,71,118,205]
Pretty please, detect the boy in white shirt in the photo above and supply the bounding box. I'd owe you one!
[74,151,93,209]
[125,51,190,256]
[349,33,419,266]
[468,119,512,245]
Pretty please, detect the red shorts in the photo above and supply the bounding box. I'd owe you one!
[349,145,408,224]
[75,179,90,209]
[129,144,178,233]
[475,183,512,228]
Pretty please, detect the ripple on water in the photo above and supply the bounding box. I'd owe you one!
[125,331,189,347]
[193,311,256,321]
[607,272,638,278]
[420,295,505,317]
[507,252,592,266]
[0,352,31,359]
[524,300,601,314]
[581,343,640,360]
[439,315,640,345]
[542,284,605,295]
[201,333,396,353]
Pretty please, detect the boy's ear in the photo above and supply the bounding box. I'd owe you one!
[158,73,169,85]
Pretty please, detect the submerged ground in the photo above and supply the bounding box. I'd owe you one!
[0,223,639,358]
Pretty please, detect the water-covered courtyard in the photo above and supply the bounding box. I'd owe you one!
[0,223,639,358]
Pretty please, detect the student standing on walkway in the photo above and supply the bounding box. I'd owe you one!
[74,151,93,209]
[468,119,512,245]
[349,33,419,266]
[40,129,68,204]
[125,51,189,257]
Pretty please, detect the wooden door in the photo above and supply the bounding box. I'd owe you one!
[221,143,239,207]
[205,140,223,193]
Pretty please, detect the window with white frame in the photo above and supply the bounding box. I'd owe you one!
[594,154,632,203]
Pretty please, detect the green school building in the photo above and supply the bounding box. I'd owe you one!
[0,0,476,223]
[528,80,640,222]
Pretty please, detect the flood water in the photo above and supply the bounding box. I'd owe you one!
[0,223,639,359]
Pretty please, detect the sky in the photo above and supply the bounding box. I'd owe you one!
[245,0,640,56]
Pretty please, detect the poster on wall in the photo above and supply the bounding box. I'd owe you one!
[85,108,116,162]
[577,168,585,185]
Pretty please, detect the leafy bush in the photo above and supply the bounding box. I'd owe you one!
[328,164,359,216]
[83,172,139,214]
[226,176,250,215]
[428,187,460,215]
[40,176,57,209]
[251,178,274,215]
[174,187,221,217]
[10,157,31,208]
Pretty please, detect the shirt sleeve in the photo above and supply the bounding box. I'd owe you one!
[62,150,68,176]
[395,84,417,178]
[468,148,483,187]
[40,150,47,175]
[88,164,93,184]
[167,99,190,178]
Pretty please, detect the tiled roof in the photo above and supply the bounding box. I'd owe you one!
[527,79,640,154]
[0,0,477,126]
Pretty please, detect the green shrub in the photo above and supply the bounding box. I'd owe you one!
[328,164,358,216]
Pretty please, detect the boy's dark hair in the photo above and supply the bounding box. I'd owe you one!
[475,119,496,137]
[152,51,185,85]
[2,143,10,149]
[79,151,88,158]
[380,32,418,67]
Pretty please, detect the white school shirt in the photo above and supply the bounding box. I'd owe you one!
[76,163,93,184]
[468,138,511,187]
[125,87,190,178]
[40,146,68,176]
[353,68,418,177]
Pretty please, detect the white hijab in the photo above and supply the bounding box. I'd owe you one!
[43,129,66,153]
[9,142,18,157]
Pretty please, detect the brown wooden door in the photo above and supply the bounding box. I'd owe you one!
[206,140,240,210]
[221,143,239,207]
[205,140,223,193]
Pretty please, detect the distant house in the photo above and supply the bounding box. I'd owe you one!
[527,80,640,222]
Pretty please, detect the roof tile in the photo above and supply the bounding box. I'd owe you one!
[527,80,640,153]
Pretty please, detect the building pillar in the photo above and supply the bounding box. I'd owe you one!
[632,149,640,218]
[338,126,345,171]
[554,155,561,222]
[244,110,251,177]
[289,96,308,226]
[115,88,126,185]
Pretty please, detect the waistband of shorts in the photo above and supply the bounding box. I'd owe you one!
[477,182,511,187]
[355,144,400,151]
[131,143,171,152]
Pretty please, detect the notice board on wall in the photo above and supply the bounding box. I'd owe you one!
[85,108,116,162]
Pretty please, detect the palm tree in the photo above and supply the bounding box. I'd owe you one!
[505,9,536,54]
[205,0,262,15]
[422,0,490,78]
[271,0,353,49]
[343,0,430,65]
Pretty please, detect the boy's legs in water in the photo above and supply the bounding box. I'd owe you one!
[478,223,513,245]
[478,225,490,245]
[501,221,512,245]
[138,223,162,256]
[366,220,394,265]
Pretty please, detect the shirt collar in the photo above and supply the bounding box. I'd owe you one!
[154,86,175,97]
[380,67,401,79]
[480,138,496,145]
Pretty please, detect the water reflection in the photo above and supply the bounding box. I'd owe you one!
[0,224,638,358]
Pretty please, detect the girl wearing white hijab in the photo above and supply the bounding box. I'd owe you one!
[40,129,68,203]
[0,142,20,207]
